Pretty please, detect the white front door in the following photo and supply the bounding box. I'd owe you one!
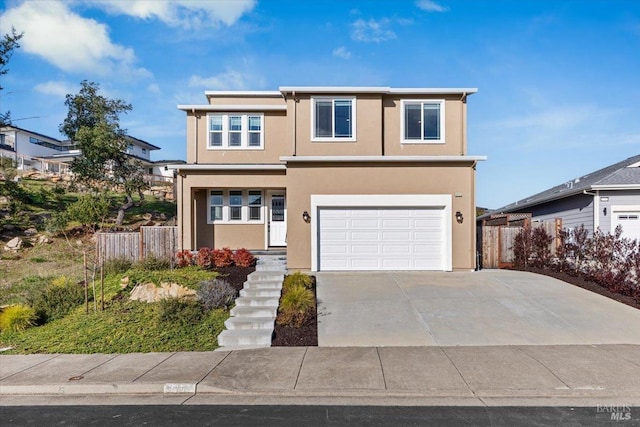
[269,193,287,246]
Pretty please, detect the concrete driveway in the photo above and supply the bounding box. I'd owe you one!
[316,270,640,347]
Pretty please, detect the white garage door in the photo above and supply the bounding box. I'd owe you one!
[318,207,445,271]
[613,210,640,240]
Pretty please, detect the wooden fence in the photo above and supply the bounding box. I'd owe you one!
[96,226,178,264]
[480,219,561,269]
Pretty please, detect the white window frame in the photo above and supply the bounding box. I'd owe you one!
[207,113,264,150]
[401,99,445,144]
[311,97,356,142]
[208,189,264,224]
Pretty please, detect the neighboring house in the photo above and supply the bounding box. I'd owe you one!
[0,125,174,184]
[173,86,486,272]
[480,154,640,241]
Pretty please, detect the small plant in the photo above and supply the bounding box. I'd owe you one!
[513,224,533,268]
[212,247,234,268]
[283,272,313,291]
[277,285,315,328]
[175,250,194,268]
[196,247,213,269]
[28,276,85,323]
[232,248,255,267]
[197,279,237,311]
[0,304,37,332]
[103,257,133,275]
[157,298,203,326]
[136,255,171,271]
[30,256,48,263]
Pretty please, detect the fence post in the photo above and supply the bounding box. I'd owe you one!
[139,227,145,261]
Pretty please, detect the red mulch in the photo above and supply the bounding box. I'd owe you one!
[514,267,640,310]
[271,276,318,347]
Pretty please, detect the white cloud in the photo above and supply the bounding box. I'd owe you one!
[1,1,150,78]
[333,46,352,59]
[147,83,161,94]
[86,0,256,29]
[188,69,264,91]
[34,80,77,98]
[351,18,397,43]
[416,0,449,12]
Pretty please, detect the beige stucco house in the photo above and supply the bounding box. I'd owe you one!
[174,86,486,271]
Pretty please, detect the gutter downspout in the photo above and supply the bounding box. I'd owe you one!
[192,108,198,164]
[583,189,599,231]
[460,92,467,156]
[292,91,297,156]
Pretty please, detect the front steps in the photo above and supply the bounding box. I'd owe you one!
[216,254,286,351]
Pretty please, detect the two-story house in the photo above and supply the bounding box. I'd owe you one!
[174,87,486,272]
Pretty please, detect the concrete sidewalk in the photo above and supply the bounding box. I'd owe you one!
[2,345,640,406]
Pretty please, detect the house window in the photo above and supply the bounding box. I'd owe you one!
[312,98,355,141]
[148,168,153,174]
[248,190,262,221]
[210,191,223,221]
[142,148,147,154]
[208,190,264,223]
[401,100,445,144]
[207,114,264,149]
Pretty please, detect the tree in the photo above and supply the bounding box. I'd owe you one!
[0,27,24,126]
[60,81,147,225]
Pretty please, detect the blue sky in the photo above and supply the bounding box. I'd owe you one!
[1,0,639,209]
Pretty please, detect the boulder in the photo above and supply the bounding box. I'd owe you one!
[24,227,38,237]
[4,237,22,251]
[129,282,196,303]
[36,235,53,245]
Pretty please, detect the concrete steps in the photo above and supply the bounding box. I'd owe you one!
[216,254,286,351]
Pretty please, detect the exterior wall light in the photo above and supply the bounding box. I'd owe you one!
[302,211,311,223]
[455,211,464,223]
[603,207,607,216]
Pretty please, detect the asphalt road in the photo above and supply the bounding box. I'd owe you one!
[2,405,637,426]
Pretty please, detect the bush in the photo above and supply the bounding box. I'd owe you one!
[103,257,133,275]
[212,247,234,267]
[197,279,237,311]
[283,272,313,291]
[28,276,85,323]
[276,284,315,328]
[196,248,213,269]
[157,298,203,326]
[0,305,37,332]
[175,250,194,268]
[233,248,255,267]
[136,255,171,271]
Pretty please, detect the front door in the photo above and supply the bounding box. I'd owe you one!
[269,194,287,246]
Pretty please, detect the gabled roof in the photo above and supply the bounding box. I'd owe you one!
[486,154,640,215]
[1,125,62,143]
[126,135,161,151]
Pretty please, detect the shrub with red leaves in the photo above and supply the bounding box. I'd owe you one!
[196,247,213,269]
[175,250,193,268]
[233,248,256,267]
[212,247,234,267]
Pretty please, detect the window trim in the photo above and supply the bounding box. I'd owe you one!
[400,99,445,144]
[207,113,264,150]
[310,97,356,142]
[208,189,264,224]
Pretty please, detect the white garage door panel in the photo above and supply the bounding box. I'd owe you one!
[319,207,445,271]
[613,211,640,240]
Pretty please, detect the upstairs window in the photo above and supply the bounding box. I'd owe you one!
[207,113,264,149]
[312,98,355,141]
[401,100,445,144]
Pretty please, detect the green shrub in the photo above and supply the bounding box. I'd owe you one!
[28,276,85,323]
[276,285,315,328]
[136,255,170,271]
[197,279,237,311]
[283,272,313,291]
[157,298,203,326]
[0,305,37,332]
[103,257,133,275]
[30,256,48,263]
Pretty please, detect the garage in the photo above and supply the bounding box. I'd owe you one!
[311,195,453,272]
[612,207,640,241]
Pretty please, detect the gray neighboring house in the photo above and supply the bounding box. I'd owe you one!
[481,154,640,240]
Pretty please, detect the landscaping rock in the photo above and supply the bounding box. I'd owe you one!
[4,237,22,251]
[2,224,16,231]
[24,227,38,237]
[129,282,196,303]
[36,235,53,245]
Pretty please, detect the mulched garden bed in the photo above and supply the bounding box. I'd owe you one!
[514,267,640,310]
[271,276,318,347]
[213,266,255,293]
